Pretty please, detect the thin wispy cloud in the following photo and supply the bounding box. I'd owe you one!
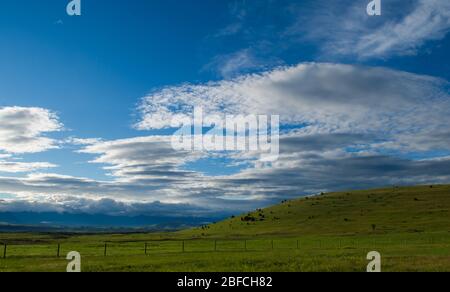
[0,161,57,173]
[289,0,450,59]
[203,49,281,79]
[354,0,450,58]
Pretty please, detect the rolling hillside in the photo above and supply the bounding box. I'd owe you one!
[182,185,450,238]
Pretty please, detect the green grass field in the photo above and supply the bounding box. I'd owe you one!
[1,185,449,272]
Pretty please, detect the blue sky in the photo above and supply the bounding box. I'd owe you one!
[0,0,450,223]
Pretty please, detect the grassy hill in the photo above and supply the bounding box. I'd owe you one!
[181,184,450,239]
[0,185,449,272]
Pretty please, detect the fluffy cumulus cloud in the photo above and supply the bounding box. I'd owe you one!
[0,107,62,154]
[288,0,450,59]
[0,107,62,175]
[138,63,450,152]
[0,63,449,219]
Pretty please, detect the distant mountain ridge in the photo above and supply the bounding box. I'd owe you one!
[0,211,226,232]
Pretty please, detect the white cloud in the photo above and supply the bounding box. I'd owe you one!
[0,161,57,173]
[204,49,260,78]
[1,131,450,216]
[288,0,450,59]
[0,107,62,154]
[78,136,202,179]
[66,137,103,146]
[203,49,282,78]
[354,0,450,58]
[137,63,449,152]
[0,195,215,218]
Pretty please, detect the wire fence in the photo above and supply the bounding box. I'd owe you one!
[0,236,443,259]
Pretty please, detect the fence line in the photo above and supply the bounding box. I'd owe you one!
[0,236,443,259]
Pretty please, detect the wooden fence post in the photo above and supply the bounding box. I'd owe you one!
[57,244,61,258]
[214,240,217,252]
[104,243,107,257]
[144,243,147,255]
[3,244,6,259]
